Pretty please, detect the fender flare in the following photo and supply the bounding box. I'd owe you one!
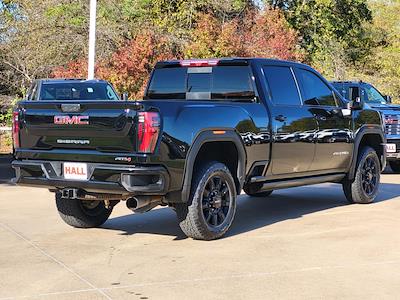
[348,125,386,181]
[180,129,247,202]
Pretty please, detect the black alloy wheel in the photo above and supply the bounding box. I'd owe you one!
[361,156,378,196]
[202,175,233,228]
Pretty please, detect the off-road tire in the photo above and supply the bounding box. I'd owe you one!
[175,161,237,240]
[343,146,380,204]
[55,193,112,228]
[389,161,400,173]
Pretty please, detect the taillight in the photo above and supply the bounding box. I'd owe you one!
[385,116,397,125]
[137,112,160,153]
[12,111,20,148]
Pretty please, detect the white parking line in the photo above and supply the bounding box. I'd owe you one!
[0,222,112,300]
[2,258,400,299]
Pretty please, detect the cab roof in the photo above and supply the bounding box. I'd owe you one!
[155,58,310,69]
[37,78,110,85]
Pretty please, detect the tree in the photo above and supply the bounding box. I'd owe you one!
[0,0,133,95]
[0,0,260,97]
[185,8,303,61]
[262,0,373,78]
[246,9,303,61]
[344,0,400,102]
[53,29,179,98]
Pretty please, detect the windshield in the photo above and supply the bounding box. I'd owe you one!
[363,84,387,104]
[39,82,119,101]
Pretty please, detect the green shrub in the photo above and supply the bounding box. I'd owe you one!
[0,109,13,127]
[0,98,18,127]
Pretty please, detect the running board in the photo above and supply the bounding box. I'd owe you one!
[258,174,346,192]
[249,176,268,183]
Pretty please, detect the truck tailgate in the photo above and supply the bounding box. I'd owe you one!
[18,101,139,153]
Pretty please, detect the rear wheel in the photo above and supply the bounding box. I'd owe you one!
[175,161,237,240]
[55,193,113,228]
[343,146,380,204]
[389,161,400,173]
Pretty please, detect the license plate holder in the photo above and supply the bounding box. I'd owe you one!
[63,162,88,180]
[386,143,397,153]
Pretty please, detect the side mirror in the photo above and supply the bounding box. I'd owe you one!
[347,96,363,110]
[121,92,129,101]
[384,95,392,103]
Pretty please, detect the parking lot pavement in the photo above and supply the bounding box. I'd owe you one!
[0,170,400,299]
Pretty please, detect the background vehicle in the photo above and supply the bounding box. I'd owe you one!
[12,59,386,240]
[332,81,400,173]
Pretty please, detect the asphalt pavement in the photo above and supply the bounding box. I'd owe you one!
[1,160,400,299]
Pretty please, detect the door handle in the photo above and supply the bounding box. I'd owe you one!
[275,115,287,122]
[316,116,327,121]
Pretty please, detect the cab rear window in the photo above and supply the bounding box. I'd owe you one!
[40,83,119,101]
[146,66,256,101]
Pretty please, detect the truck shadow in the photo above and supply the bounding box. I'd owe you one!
[0,154,14,184]
[103,181,400,240]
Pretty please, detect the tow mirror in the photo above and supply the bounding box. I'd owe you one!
[384,95,392,103]
[347,96,363,110]
[122,92,129,101]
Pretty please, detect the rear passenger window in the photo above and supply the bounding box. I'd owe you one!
[263,66,301,106]
[297,69,337,106]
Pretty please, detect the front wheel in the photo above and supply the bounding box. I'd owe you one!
[389,161,400,173]
[55,193,113,228]
[175,161,237,240]
[343,146,380,204]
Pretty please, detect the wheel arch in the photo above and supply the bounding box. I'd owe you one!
[180,129,246,202]
[348,126,386,181]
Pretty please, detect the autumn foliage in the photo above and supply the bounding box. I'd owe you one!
[53,31,179,98]
[97,32,178,98]
[53,8,303,98]
[185,9,303,61]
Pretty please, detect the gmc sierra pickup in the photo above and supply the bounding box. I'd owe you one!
[332,81,400,173]
[12,58,386,240]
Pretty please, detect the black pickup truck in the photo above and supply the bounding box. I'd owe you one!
[331,81,400,173]
[12,59,386,240]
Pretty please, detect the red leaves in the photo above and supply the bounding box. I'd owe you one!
[53,31,178,98]
[98,31,177,99]
[185,9,303,61]
[247,9,304,61]
[53,8,303,98]
[52,59,88,79]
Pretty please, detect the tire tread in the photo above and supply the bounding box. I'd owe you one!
[56,194,112,228]
[176,161,237,240]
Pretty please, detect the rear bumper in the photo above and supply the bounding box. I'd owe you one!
[386,153,400,161]
[12,160,170,195]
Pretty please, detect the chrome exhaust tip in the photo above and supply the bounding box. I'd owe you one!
[126,196,161,213]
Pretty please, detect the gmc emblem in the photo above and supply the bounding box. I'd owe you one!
[54,115,89,125]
